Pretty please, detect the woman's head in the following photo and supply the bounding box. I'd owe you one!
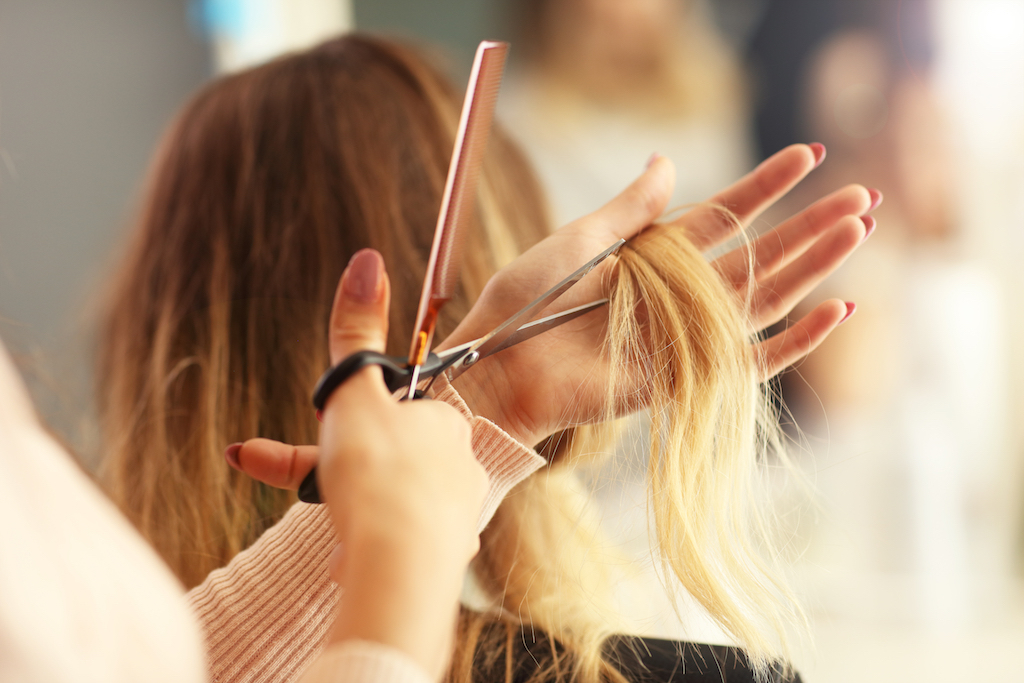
[98,31,798,679]
[97,34,549,588]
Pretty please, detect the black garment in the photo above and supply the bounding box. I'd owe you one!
[606,637,801,683]
[474,627,801,683]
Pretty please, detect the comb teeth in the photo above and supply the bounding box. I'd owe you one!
[407,41,508,366]
[431,41,508,300]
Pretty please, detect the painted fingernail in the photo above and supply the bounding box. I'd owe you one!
[861,215,876,239]
[867,188,883,212]
[839,301,857,325]
[225,443,243,470]
[645,152,662,170]
[809,142,826,168]
[342,249,383,303]
[315,409,323,423]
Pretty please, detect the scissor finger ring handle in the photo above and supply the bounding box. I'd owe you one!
[300,349,441,503]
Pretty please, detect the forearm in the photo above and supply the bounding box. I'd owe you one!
[188,383,543,682]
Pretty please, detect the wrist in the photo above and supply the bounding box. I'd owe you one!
[449,357,539,447]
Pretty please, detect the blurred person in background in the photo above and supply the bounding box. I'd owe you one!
[499,0,754,226]
[749,0,1011,631]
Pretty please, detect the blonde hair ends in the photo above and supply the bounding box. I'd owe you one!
[454,217,805,682]
[612,221,805,675]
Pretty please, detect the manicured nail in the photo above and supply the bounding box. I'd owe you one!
[867,188,883,212]
[861,215,876,239]
[225,443,243,470]
[645,152,661,170]
[342,249,383,303]
[839,301,857,325]
[809,142,826,168]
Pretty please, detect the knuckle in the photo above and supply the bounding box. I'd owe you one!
[756,288,784,320]
[330,326,374,346]
[629,183,661,219]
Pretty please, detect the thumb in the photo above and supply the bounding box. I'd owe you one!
[325,249,394,409]
[329,249,391,365]
[579,154,676,241]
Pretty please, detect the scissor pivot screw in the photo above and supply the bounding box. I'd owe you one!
[463,351,480,367]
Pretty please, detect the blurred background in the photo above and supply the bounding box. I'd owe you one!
[1,1,1021,680]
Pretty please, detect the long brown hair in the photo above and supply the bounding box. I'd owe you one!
[98,33,801,682]
[96,34,548,590]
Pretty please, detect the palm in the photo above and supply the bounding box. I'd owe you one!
[445,145,877,446]
[234,144,880,484]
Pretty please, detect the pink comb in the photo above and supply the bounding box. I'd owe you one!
[407,41,509,380]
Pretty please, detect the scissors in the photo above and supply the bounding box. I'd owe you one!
[298,41,624,504]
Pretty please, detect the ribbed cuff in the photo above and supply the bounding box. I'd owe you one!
[429,377,474,420]
[297,640,433,683]
[432,379,545,531]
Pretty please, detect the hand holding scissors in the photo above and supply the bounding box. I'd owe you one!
[308,248,487,680]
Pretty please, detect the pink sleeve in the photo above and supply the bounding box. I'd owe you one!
[296,641,432,683]
[187,383,544,682]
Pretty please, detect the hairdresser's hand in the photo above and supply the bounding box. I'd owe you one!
[233,145,878,457]
[298,249,486,681]
[696,144,880,378]
[445,144,879,447]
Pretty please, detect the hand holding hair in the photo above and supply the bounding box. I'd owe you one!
[231,143,880,474]
[444,142,878,446]
[303,248,487,681]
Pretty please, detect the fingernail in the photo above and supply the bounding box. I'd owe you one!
[867,188,883,212]
[809,142,826,168]
[225,443,243,470]
[342,249,383,303]
[315,409,323,423]
[645,152,661,170]
[861,215,876,239]
[839,301,857,325]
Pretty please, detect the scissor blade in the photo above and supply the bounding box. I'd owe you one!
[407,41,508,376]
[443,298,610,381]
[462,239,625,364]
[487,299,610,355]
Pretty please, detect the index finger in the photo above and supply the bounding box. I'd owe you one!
[682,144,821,252]
[232,439,319,491]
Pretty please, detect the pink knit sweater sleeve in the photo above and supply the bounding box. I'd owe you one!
[187,381,544,683]
[296,641,432,683]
